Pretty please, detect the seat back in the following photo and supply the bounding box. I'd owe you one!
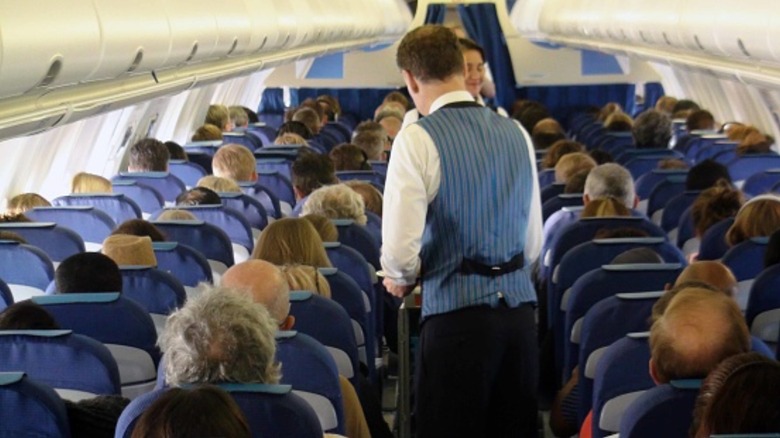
[152,205,254,252]
[0,222,84,262]
[695,140,737,162]
[322,122,350,144]
[168,160,208,188]
[255,170,296,207]
[116,384,322,438]
[255,150,297,180]
[0,278,12,311]
[153,241,213,287]
[219,192,268,231]
[289,291,360,386]
[618,379,701,438]
[744,169,780,197]
[660,191,700,234]
[0,372,71,437]
[646,174,687,220]
[747,264,780,349]
[223,131,261,151]
[112,180,165,214]
[26,206,116,248]
[52,194,141,225]
[119,267,186,330]
[246,123,277,145]
[728,153,780,183]
[368,160,388,178]
[113,172,186,203]
[675,206,697,252]
[324,242,375,299]
[722,237,769,310]
[0,330,121,399]
[540,183,565,204]
[239,181,284,219]
[698,217,735,260]
[276,331,345,434]
[0,241,54,300]
[333,219,381,269]
[543,193,584,222]
[152,220,235,271]
[538,168,556,188]
[634,169,688,201]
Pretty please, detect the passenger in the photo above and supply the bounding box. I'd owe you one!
[603,112,633,132]
[725,194,780,246]
[302,184,368,225]
[632,109,672,149]
[609,247,663,264]
[164,141,187,161]
[71,172,112,193]
[563,169,590,194]
[654,96,678,115]
[588,148,613,164]
[657,158,688,169]
[190,124,223,142]
[580,196,630,218]
[293,107,323,136]
[252,218,332,268]
[0,230,26,243]
[686,109,716,132]
[584,163,638,208]
[204,104,233,132]
[514,100,551,133]
[532,126,567,151]
[175,187,221,206]
[240,106,259,125]
[277,120,314,140]
[353,121,391,156]
[113,219,166,242]
[686,159,731,191]
[228,106,249,130]
[541,140,585,169]
[55,252,122,294]
[0,212,31,223]
[0,301,60,330]
[533,117,564,136]
[554,152,597,184]
[329,143,370,171]
[375,109,403,141]
[343,180,383,218]
[382,90,410,111]
[725,123,759,142]
[596,102,622,122]
[290,153,338,215]
[279,264,332,298]
[196,175,241,193]
[691,181,743,238]
[127,138,169,173]
[211,144,258,184]
[131,385,250,438]
[352,130,385,161]
[692,352,780,437]
[101,234,157,267]
[672,99,701,119]
[274,132,309,146]
[7,192,51,215]
[737,129,773,155]
[156,209,197,221]
[670,261,738,300]
[301,214,339,242]
[316,94,341,122]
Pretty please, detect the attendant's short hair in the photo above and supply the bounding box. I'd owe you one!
[176,187,221,206]
[252,218,331,268]
[396,25,464,82]
[71,172,112,193]
[330,144,369,171]
[632,110,672,148]
[7,193,50,215]
[113,219,166,242]
[205,105,230,131]
[302,184,367,225]
[277,121,313,140]
[228,106,249,129]
[0,301,59,330]
[131,385,250,438]
[165,141,187,161]
[686,159,731,190]
[191,124,223,142]
[129,139,169,172]
[686,110,715,132]
[291,153,337,197]
[726,195,780,246]
[292,107,321,135]
[55,252,122,293]
[352,131,385,161]
[197,175,241,193]
[584,163,635,208]
[212,144,256,182]
[159,284,281,386]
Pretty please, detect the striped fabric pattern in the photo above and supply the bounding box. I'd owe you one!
[417,105,535,317]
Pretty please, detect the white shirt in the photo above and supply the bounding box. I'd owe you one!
[381,90,543,285]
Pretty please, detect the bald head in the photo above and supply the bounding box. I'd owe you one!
[222,260,291,328]
[674,261,738,298]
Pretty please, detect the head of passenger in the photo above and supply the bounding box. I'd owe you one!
[352,131,385,162]
[205,105,233,132]
[7,193,51,215]
[649,288,749,384]
[228,106,249,130]
[71,172,112,193]
[159,284,280,386]
[691,181,743,237]
[382,91,410,112]
[280,264,332,299]
[396,25,465,116]
[375,110,403,141]
[316,95,341,122]
[672,99,701,119]
[252,218,331,268]
[632,110,672,149]
[329,144,370,171]
[686,109,716,132]
[302,183,367,225]
[564,169,590,194]
[541,140,585,169]
[515,102,551,134]
[589,149,613,165]
[726,195,780,246]
[128,138,169,173]
[672,261,738,299]
[175,187,221,206]
[55,252,122,294]
[292,107,322,136]
[554,152,597,184]
[274,132,309,147]
[130,385,250,438]
[725,124,757,142]
[610,247,663,265]
[686,159,731,191]
[597,102,623,122]
[657,158,688,170]
[583,163,638,209]
[165,141,187,161]
[604,112,633,132]
[655,96,678,115]
[301,214,339,243]
[0,301,59,330]
[737,129,773,156]
[212,144,257,183]
[277,121,313,140]
[291,153,338,201]
[581,197,631,218]
[191,124,223,142]
[222,260,293,330]
[113,219,166,242]
[458,38,485,99]
[650,281,722,324]
[343,180,383,218]
[0,231,25,243]
[691,352,780,438]
[157,209,197,221]
[196,175,241,193]
[532,119,567,151]
[102,234,157,267]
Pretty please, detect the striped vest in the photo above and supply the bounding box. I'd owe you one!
[416,103,535,317]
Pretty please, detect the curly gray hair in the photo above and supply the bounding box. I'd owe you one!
[302,183,367,225]
[159,284,281,386]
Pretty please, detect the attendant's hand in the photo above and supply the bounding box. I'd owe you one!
[383,278,416,298]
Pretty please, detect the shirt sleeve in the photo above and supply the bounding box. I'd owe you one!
[518,122,543,263]
[381,124,440,285]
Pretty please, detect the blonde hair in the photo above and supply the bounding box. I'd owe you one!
[71,172,112,194]
[554,152,597,183]
[7,193,50,215]
[302,184,367,225]
[212,144,256,182]
[205,105,230,131]
[157,209,198,221]
[197,175,241,193]
[274,133,308,146]
[252,218,332,268]
[302,214,339,242]
[280,264,331,298]
[344,180,383,217]
[192,124,223,142]
[541,140,584,169]
[726,196,780,246]
[581,196,631,218]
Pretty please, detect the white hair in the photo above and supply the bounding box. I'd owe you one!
[302,183,367,225]
[584,163,635,208]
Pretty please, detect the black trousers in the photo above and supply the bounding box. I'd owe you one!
[414,302,539,437]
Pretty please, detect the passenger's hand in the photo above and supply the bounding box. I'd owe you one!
[383,278,415,298]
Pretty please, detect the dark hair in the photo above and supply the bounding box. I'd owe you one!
[55,252,122,294]
[610,247,663,265]
[131,385,250,438]
[588,149,614,165]
[164,141,187,161]
[291,153,338,197]
[632,110,672,149]
[686,110,715,132]
[240,106,259,124]
[277,121,313,140]
[515,104,551,134]
[532,131,566,151]
[329,143,370,171]
[458,37,484,60]
[672,99,701,115]
[0,301,59,330]
[0,231,26,243]
[686,159,731,190]
[396,25,464,82]
[129,138,169,172]
[175,187,222,206]
[113,219,166,242]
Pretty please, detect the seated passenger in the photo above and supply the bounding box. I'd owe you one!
[580,196,630,218]
[654,96,677,116]
[0,231,26,243]
[175,187,221,206]
[302,214,339,243]
[532,118,567,151]
[352,131,385,162]
[280,264,332,298]
[71,172,112,193]
[604,112,633,132]
[374,109,403,141]
[277,121,313,140]
[554,152,596,184]
[113,219,166,242]
[102,234,157,267]
[329,144,370,171]
[6,192,51,215]
[352,121,390,158]
[274,132,309,147]
[0,301,60,330]
[252,218,332,268]
[55,252,122,294]
[726,194,780,246]
[205,105,233,132]
[736,129,773,156]
[229,106,249,131]
[156,209,197,221]
[691,181,743,238]
[196,175,241,193]
[127,138,169,173]
[291,153,338,215]
[293,107,323,136]
[316,95,341,123]
[191,124,223,142]
[596,102,622,122]
[211,144,258,185]
[302,184,367,226]
[686,109,716,132]
[632,109,672,149]
[164,141,187,161]
[343,180,383,218]
[672,99,701,119]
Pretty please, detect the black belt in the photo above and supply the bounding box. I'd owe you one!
[459,253,525,278]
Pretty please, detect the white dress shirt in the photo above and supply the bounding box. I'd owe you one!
[381,90,543,285]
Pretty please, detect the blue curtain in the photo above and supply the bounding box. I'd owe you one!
[295,88,399,123]
[258,88,286,114]
[516,84,637,124]
[424,4,446,24]
[644,82,665,113]
[458,3,518,110]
